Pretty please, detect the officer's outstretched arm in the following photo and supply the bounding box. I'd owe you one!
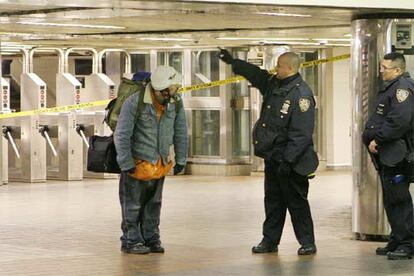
[231,59,273,94]
[217,48,272,94]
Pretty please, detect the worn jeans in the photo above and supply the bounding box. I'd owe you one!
[119,172,165,247]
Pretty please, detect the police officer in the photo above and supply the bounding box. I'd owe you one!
[219,49,318,255]
[362,52,414,260]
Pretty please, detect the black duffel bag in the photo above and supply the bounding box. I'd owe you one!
[87,135,121,174]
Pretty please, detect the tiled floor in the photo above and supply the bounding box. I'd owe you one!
[0,170,413,275]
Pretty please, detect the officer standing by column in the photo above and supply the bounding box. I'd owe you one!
[362,52,414,260]
[218,49,318,255]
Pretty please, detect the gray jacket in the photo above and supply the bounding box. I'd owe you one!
[114,84,188,171]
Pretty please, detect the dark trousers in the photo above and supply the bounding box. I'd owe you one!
[119,172,165,247]
[379,164,414,252]
[262,160,315,246]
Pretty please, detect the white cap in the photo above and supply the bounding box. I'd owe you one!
[151,66,182,91]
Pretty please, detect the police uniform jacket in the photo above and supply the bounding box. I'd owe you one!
[231,59,318,176]
[362,72,414,152]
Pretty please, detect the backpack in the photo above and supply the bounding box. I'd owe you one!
[104,78,145,132]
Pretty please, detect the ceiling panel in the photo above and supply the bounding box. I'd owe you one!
[0,1,412,50]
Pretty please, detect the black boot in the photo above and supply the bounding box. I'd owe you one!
[148,243,165,253]
[128,243,150,254]
[252,241,278,253]
[375,246,394,256]
[298,244,317,255]
[387,248,413,260]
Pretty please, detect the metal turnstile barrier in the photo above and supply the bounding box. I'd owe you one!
[39,113,83,181]
[1,116,46,183]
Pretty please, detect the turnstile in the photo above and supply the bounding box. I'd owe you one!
[31,48,84,181]
[2,115,46,183]
[3,66,49,183]
[40,113,83,180]
[64,48,118,178]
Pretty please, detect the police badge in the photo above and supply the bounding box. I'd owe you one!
[396,89,409,103]
[280,100,290,114]
[299,98,310,112]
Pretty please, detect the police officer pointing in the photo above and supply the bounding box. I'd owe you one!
[363,52,414,260]
[219,49,318,255]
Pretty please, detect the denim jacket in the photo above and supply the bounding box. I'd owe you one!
[114,84,188,171]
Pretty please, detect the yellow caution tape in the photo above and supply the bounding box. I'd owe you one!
[0,100,110,119]
[299,54,350,68]
[0,54,350,120]
[178,53,350,93]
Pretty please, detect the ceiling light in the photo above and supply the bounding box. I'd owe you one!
[140,38,192,42]
[324,43,351,47]
[258,12,311,17]
[344,34,352,37]
[313,38,352,41]
[16,21,125,29]
[216,37,309,41]
[254,41,320,46]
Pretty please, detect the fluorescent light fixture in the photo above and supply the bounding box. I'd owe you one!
[313,38,352,41]
[16,21,125,29]
[344,34,352,37]
[0,48,22,53]
[258,12,311,17]
[140,37,192,42]
[324,43,351,47]
[216,37,309,41]
[255,41,320,46]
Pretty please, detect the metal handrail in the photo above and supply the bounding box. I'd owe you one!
[64,48,99,74]
[97,49,131,74]
[28,47,65,74]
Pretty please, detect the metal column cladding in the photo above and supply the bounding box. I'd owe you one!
[351,18,414,238]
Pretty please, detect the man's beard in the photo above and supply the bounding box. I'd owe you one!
[155,93,169,105]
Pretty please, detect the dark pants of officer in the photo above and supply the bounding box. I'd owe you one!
[119,172,165,247]
[262,160,315,246]
[379,163,414,252]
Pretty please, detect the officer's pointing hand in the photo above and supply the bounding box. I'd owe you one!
[368,140,378,154]
[217,47,234,64]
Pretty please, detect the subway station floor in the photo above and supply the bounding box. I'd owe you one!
[0,170,413,276]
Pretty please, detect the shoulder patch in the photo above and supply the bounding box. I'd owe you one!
[396,89,410,103]
[299,98,311,112]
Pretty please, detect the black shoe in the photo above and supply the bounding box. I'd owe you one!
[128,243,150,254]
[252,242,278,253]
[376,246,394,256]
[148,243,165,253]
[298,244,317,255]
[387,248,413,260]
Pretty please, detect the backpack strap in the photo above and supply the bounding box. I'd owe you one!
[134,85,146,123]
